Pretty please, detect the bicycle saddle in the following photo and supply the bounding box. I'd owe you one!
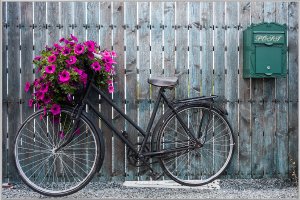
[148,76,178,88]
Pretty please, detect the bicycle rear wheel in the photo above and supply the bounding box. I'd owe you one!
[156,104,234,186]
[14,107,104,197]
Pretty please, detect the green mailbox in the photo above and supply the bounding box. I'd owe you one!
[243,22,287,78]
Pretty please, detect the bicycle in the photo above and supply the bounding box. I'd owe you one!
[14,74,234,197]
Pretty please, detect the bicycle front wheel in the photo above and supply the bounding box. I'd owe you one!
[14,107,104,197]
[156,104,234,186]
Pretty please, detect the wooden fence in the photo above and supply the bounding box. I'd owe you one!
[2,1,298,183]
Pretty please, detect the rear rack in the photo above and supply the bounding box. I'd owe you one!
[173,95,218,104]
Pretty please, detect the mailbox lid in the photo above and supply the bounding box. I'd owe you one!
[255,46,282,74]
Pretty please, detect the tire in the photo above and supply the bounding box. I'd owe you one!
[14,107,105,197]
[156,103,234,186]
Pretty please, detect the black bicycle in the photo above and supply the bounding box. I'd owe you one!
[14,74,234,197]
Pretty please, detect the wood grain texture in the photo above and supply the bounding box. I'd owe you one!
[99,1,113,181]
[200,2,213,96]
[74,2,86,42]
[275,2,289,178]
[7,2,21,182]
[2,1,8,182]
[112,1,125,181]
[262,2,276,178]
[47,2,59,45]
[225,2,239,177]
[287,2,298,177]
[238,1,251,178]
[250,2,264,179]
[189,2,201,98]
[137,1,151,181]
[60,2,73,37]
[124,1,138,181]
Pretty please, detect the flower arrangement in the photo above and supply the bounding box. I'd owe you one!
[25,34,117,116]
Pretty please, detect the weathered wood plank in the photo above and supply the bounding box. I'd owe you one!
[7,2,21,182]
[34,2,46,55]
[124,1,138,181]
[224,2,239,177]
[2,1,8,182]
[262,2,276,178]
[164,2,175,99]
[189,2,201,98]
[74,2,86,42]
[112,1,125,181]
[200,2,213,96]
[21,2,34,120]
[250,2,264,178]
[175,1,188,100]
[275,2,289,178]
[60,2,73,37]
[137,1,151,181]
[287,2,298,178]
[86,1,100,182]
[99,1,113,181]
[238,1,251,178]
[47,2,59,45]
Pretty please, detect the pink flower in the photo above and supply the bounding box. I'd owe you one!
[43,96,51,104]
[66,56,77,65]
[74,44,84,55]
[40,84,49,93]
[53,51,60,55]
[105,63,112,72]
[24,82,31,92]
[51,104,61,115]
[84,40,95,52]
[36,91,45,100]
[108,85,114,93]
[45,65,56,74]
[28,99,34,107]
[54,43,62,51]
[34,56,42,61]
[80,72,88,86]
[48,55,56,63]
[87,51,94,60]
[62,47,71,56]
[58,70,70,83]
[111,51,117,57]
[91,61,101,71]
[107,79,113,85]
[71,34,78,43]
[59,37,65,43]
[73,67,83,75]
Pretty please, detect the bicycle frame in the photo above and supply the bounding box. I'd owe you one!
[57,76,215,159]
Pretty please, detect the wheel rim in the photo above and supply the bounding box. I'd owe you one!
[15,109,98,195]
[159,106,234,185]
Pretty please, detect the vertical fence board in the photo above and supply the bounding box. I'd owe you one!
[74,2,86,42]
[60,2,73,37]
[87,1,100,181]
[250,2,264,178]
[263,2,276,178]
[7,2,21,182]
[99,1,113,181]
[213,2,225,99]
[287,2,298,176]
[47,2,59,45]
[175,2,188,99]
[189,2,201,98]
[34,2,46,55]
[225,2,239,177]
[164,2,176,100]
[112,1,125,181]
[238,1,251,178]
[137,1,150,181]
[200,2,213,96]
[21,2,34,121]
[124,1,138,181]
[275,2,289,178]
[2,1,8,182]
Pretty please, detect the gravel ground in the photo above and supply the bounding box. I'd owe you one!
[2,178,298,199]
